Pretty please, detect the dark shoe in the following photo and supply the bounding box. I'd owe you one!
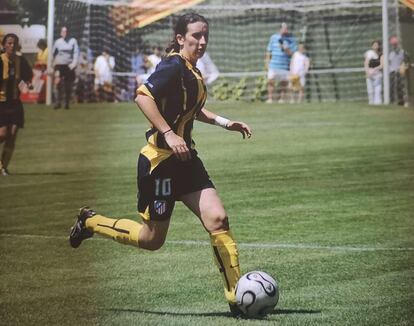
[229,303,245,319]
[54,104,61,110]
[69,206,96,248]
[0,167,10,176]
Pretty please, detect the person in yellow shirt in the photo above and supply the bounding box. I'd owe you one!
[35,39,48,71]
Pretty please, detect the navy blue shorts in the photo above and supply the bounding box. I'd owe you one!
[0,100,24,128]
[137,148,214,221]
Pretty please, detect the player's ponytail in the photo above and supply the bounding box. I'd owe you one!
[165,12,209,54]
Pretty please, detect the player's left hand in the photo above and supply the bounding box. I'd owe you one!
[226,121,252,139]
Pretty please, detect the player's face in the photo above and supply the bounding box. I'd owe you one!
[61,27,68,39]
[177,21,209,64]
[3,36,17,57]
[390,37,399,49]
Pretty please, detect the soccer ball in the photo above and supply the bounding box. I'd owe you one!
[235,271,279,318]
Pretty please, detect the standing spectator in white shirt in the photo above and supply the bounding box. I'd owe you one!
[52,26,79,109]
[364,40,383,105]
[197,52,219,85]
[137,46,162,86]
[94,48,115,102]
[289,42,310,103]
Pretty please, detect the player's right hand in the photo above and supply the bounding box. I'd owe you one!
[164,131,192,161]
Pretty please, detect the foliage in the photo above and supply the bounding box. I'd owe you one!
[211,77,247,101]
[1,0,48,25]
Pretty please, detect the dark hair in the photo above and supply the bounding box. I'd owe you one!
[165,12,209,53]
[371,40,381,47]
[2,33,19,46]
[371,40,382,54]
[37,38,47,50]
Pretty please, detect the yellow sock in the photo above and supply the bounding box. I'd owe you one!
[85,214,142,247]
[210,230,241,304]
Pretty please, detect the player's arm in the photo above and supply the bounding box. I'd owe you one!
[135,93,191,161]
[197,107,252,139]
[364,55,370,77]
[264,52,271,70]
[305,57,311,73]
[69,39,79,70]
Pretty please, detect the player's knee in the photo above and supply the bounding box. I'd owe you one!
[139,232,166,251]
[206,214,229,233]
[140,239,165,251]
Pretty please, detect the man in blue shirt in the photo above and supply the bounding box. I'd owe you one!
[265,23,297,103]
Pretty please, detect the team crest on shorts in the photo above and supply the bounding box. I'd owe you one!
[154,200,167,215]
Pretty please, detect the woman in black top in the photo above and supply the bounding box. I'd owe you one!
[0,33,33,175]
[69,13,251,317]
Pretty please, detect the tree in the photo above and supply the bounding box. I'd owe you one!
[1,0,48,26]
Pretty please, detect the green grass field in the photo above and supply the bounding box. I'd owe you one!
[1,101,413,326]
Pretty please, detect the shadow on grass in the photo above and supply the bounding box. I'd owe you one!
[273,308,322,315]
[105,307,321,319]
[10,172,72,176]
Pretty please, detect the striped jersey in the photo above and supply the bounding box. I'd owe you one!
[138,53,207,151]
[267,33,297,71]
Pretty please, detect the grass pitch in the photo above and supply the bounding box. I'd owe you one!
[1,101,413,326]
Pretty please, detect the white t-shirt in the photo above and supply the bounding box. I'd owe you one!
[94,55,115,85]
[365,49,382,77]
[197,52,219,85]
[365,49,379,63]
[290,51,309,77]
[146,54,161,75]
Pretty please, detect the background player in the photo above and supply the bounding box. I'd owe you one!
[69,13,252,316]
[51,26,79,109]
[0,34,33,176]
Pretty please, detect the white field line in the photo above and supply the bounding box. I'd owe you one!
[1,233,413,252]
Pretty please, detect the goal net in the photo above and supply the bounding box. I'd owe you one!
[53,0,402,103]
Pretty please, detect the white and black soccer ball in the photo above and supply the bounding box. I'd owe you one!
[235,271,279,318]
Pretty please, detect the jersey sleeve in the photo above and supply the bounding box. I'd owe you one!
[267,36,274,52]
[21,56,33,82]
[140,56,182,100]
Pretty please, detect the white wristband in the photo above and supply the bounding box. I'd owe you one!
[214,116,230,128]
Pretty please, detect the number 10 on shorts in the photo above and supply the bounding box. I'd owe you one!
[155,178,172,197]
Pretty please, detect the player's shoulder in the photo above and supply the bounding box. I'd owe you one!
[270,33,281,40]
[365,49,376,58]
[157,54,184,72]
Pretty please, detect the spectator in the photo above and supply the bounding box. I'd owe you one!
[197,51,219,85]
[265,22,297,103]
[364,40,383,105]
[35,39,48,71]
[289,42,310,103]
[137,46,162,86]
[52,26,79,109]
[76,50,93,103]
[129,46,146,100]
[0,34,33,176]
[389,36,410,107]
[32,39,49,104]
[94,48,115,102]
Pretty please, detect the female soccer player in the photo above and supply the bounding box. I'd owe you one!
[0,34,33,176]
[69,13,252,316]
